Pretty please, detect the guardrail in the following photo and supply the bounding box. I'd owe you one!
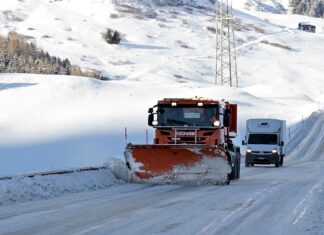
[0,166,106,181]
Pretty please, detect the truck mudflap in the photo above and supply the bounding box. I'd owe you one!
[124,144,232,185]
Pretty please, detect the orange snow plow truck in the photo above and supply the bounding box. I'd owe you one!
[124,98,241,185]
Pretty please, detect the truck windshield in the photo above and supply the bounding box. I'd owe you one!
[157,105,219,127]
[248,134,278,145]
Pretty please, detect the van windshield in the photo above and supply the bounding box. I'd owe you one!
[248,134,277,145]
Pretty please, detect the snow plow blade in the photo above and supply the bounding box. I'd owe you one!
[124,144,232,185]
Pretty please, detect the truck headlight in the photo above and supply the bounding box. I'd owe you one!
[246,148,252,153]
[152,120,158,126]
[272,149,277,154]
[213,120,221,127]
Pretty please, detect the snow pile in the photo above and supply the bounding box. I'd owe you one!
[0,169,121,206]
[104,158,133,182]
[286,110,324,161]
[168,156,231,185]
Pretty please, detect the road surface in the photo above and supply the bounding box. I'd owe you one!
[0,111,323,235]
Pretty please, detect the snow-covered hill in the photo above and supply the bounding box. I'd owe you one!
[233,0,288,13]
[0,0,324,176]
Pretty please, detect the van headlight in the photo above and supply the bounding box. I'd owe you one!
[272,149,277,154]
[246,148,252,153]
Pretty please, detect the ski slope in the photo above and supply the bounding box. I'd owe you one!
[0,110,323,235]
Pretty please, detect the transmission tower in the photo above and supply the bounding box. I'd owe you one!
[215,0,238,87]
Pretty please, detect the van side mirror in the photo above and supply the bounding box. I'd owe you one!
[148,113,153,126]
[280,141,284,146]
[242,140,245,145]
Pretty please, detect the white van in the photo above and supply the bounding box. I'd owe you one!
[242,119,286,167]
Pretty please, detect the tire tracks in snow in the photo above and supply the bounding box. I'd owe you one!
[197,111,324,235]
[196,168,316,235]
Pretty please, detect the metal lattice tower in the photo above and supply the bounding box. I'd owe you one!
[215,0,238,87]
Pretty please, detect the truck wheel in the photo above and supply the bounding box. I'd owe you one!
[230,165,236,180]
[236,158,240,179]
[236,152,240,179]
[226,174,231,185]
[233,147,240,179]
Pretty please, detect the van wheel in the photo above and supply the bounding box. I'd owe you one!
[279,155,284,167]
[245,156,250,167]
[275,156,280,167]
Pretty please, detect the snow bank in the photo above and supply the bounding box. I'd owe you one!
[0,169,121,206]
[286,110,324,161]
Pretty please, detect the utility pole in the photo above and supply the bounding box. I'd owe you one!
[215,0,238,87]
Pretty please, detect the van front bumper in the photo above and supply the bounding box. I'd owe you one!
[246,152,279,164]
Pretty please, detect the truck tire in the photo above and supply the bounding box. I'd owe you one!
[226,174,231,185]
[226,152,234,181]
[235,148,240,179]
[230,165,236,180]
[236,158,240,179]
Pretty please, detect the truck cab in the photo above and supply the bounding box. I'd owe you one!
[243,119,286,167]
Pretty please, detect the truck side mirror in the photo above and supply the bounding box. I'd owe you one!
[148,113,153,126]
[148,108,153,113]
[281,141,284,146]
[242,140,245,145]
[223,109,231,127]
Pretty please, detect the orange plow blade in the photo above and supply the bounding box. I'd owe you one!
[124,144,232,185]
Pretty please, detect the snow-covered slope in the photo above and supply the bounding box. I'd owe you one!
[0,0,324,176]
[233,0,288,13]
[0,0,301,80]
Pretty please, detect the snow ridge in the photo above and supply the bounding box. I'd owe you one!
[0,169,121,206]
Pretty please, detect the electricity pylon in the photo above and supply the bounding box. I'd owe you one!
[215,0,238,87]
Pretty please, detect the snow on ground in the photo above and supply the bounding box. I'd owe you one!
[0,169,120,206]
[0,1,323,176]
[0,2,324,232]
[0,110,323,234]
